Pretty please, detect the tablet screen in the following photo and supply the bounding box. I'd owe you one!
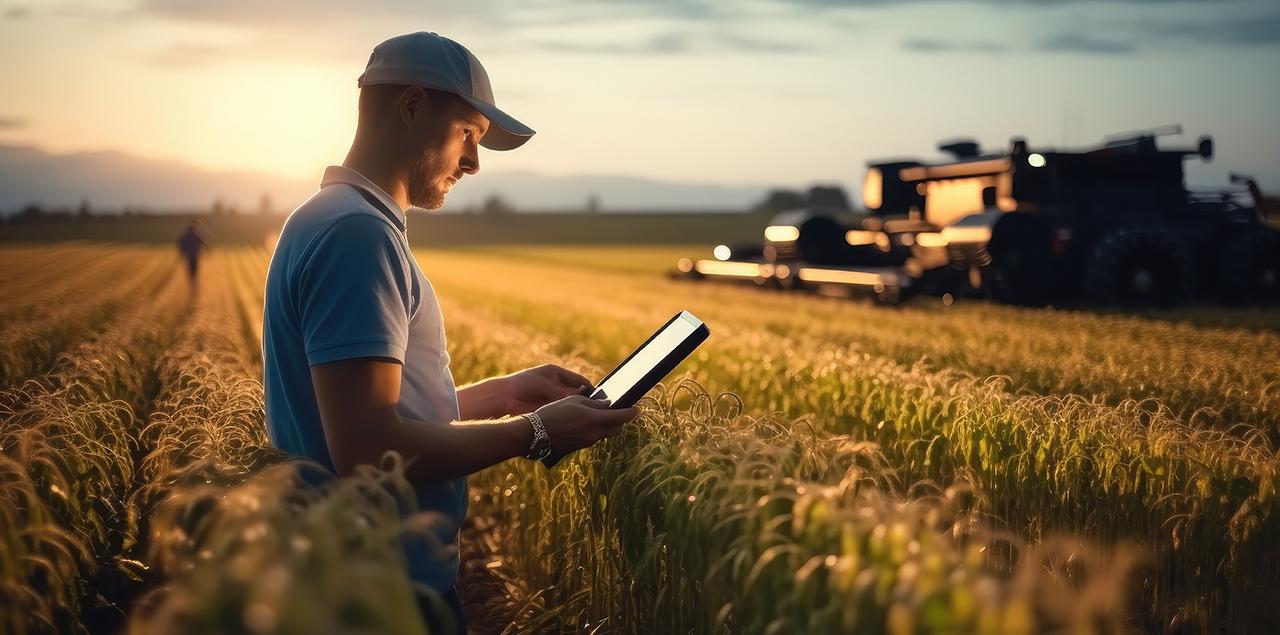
[592,311,703,405]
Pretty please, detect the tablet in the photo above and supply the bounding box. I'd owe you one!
[590,311,710,408]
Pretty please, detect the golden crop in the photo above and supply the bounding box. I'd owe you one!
[1,244,1276,634]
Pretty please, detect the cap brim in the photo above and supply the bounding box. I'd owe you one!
[460,95,535,151]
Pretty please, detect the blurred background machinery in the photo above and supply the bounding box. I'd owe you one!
[677,126,1279,306]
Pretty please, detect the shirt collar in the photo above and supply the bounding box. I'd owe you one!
[320,165,408,229]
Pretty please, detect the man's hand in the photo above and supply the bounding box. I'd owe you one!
[533,394,638,467]
[497,363,594,416]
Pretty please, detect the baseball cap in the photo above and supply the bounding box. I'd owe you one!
[357,32,534,151]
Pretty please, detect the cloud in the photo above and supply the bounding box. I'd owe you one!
[105,0,1280,63]
[136,0,410,26]
[536,30,810,56]
[1031,11,1280,55]
[901,38,1008,53]
[134,0,727,29]
[133,0,1239,29]
[1140,14,1280,46]
[780,0,1230,6]
[715,32,811,53]
[1038,32,1137,55]
[537,32,692,56]
[0,117,26,130]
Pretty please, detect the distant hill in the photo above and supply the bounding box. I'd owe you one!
[0,144,765,213]
[0,145,314,213]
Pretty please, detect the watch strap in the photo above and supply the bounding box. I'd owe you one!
[524,412,551,460]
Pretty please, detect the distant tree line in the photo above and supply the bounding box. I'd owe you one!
[3,191,285,222]
[753,185,852,213]
[5,185,860,220]
[455,194,516,215]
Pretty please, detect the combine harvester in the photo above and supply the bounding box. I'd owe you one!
[676,127,1279,306]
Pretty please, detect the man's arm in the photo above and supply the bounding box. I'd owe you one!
[311,358,635,480]
[455,378,508,421]
[456,364,595,420]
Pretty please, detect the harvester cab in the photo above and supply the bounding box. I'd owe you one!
[676,127,1278,306]
[1230,173,1280,229]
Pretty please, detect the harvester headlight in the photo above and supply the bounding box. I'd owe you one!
[1028,153,1046,168]
[764,225,801,243]
[845,230,878,246]
[915,232,948,247]
[713,245,732,261]
[875,233,892,252]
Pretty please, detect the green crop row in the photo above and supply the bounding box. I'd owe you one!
[439,304,1135,634]
[229,245,1147,632]
[125,254,442,635]
[6,244,1276,634]
[0,251,438,634]
[431,274,1278,631]
[0,249,179,386]
[0,258,189,633]
[420,248,1280,442]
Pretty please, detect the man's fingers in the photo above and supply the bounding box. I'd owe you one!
[573,397,639,420]
[609,406,639,422]
[534,376,570,400]
[529,363,587,387]
[527,375,578,403]
[590,405,638,424]
[602,416,630,435]
[554,366,594,391]
[573,394,611,409]
[596,411,635,439]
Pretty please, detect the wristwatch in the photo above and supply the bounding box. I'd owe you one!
[524,412,552,461]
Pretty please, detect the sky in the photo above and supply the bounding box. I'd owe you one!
[1,0,1278,196]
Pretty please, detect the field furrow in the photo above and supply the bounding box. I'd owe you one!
[0,243,123,289]
[0,259,192,631]
[0,250,180,387]
[0,247,162,319]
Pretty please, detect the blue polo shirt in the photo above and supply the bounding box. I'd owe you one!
[262,166,465,592]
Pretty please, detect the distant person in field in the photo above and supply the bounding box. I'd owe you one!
[176,220,209,284]
[260,32,636,633]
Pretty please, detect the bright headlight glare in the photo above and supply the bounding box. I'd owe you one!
[764,225,801,242]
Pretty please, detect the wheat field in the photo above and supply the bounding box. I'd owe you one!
[1,243,1277,634]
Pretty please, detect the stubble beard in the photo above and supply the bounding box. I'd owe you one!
[406,151,446,211]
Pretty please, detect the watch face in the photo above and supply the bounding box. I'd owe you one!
[528,429,551,460]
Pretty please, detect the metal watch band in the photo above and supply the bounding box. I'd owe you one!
[524,412,551,461]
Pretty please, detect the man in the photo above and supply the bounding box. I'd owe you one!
[261,32,637,632]
[176,219,208,285]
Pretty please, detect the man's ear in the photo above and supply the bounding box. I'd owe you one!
[398,85,430,128]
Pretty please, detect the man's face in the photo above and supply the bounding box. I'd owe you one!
[405,94,489,211]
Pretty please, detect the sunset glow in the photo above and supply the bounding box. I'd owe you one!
[1,0,1277,207]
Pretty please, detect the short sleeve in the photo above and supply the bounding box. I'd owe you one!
[298,214,412,366]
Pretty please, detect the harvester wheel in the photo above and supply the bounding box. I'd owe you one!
[796,215,848,265]
[1084,226,1195,306]
[1217,229,1280,304]
[986,214,1053,306]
